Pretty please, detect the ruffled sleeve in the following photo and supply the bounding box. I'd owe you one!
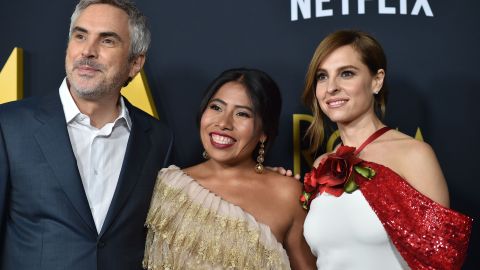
[143,165,291,270]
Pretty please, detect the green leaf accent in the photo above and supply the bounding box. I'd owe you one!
[302,191,311,201]
[302,204,309,210]
[354,166,376,179]
[344,174,358,193]
[301,191,311,210]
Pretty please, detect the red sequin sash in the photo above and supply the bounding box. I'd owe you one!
[357,162,472,270]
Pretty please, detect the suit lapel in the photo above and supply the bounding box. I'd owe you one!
[33,94,97,234]
[99,105,152,237]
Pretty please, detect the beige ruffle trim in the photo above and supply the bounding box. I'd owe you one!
[143,165,291,270]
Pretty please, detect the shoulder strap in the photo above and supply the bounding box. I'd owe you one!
[354,126,391,155]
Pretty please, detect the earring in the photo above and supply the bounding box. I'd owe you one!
[202,150,209,159]
[255,140,265,174]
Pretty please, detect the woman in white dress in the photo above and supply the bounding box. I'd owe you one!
[300,30,472,270]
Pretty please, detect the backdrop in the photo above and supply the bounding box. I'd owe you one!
[1,0,478,268]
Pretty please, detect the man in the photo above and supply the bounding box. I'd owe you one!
[0,0,173,269]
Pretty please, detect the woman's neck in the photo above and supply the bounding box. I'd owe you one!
[203,158,257,179]
[337,115,385,148]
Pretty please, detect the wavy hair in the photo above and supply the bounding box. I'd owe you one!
[302,30,388,153]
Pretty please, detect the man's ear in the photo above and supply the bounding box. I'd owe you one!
[129,54,146,78]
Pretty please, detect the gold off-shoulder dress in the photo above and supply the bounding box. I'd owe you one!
[143,165,291,270]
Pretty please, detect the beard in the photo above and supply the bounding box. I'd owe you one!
[66,58,130,100]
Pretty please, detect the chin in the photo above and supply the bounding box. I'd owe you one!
[325,112,345,122]
[209,152,244,165]
[327,114,354,124]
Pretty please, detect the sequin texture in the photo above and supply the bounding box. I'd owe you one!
[357,161,473,270]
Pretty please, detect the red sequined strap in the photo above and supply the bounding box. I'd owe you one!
[354,126,391,155]
[357,162,473,270]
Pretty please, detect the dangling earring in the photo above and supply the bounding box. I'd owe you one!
[202,150,209,159]
[255,139,265,174]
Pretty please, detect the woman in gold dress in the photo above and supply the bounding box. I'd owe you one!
[143,68,316,270]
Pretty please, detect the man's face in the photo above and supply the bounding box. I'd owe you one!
[65,4,141,100]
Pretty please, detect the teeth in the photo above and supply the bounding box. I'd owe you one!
[329,100,346,106]
[211,134,234,145]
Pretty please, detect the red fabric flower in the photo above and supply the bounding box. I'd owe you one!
[301,146,365,209]
[316,145,362,196]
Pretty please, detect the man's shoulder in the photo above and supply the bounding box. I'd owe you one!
[0,93,60,113]
[0,93,59,120]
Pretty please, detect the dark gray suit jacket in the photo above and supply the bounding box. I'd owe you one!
[0,92,173,270]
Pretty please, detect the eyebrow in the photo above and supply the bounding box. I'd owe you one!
[210,98,254,112]
[72,26,88,34]
[317,65,360,73]
[71,26,123,42]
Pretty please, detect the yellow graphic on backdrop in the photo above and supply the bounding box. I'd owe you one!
[121,70,159,119]
[1,47,158,119]
[415,127,423,141]
[293,114,314,175]
[0,48,23,104]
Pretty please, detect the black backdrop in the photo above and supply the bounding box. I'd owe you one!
[2,1,478,268]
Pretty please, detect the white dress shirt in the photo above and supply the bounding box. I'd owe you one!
[59,79,131,233]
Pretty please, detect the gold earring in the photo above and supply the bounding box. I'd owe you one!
[255,140,265,174]
[202,150,209,159]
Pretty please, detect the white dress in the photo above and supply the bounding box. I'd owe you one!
[303,190,410,270]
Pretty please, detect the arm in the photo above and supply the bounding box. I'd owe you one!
[401,141,449,207]
[267,166,300,180]
[268,152,330,180]
[284,184,316,270]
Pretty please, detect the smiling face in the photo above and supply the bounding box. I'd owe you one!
[200,81,266,166]
[65,4,144,100]
[315,45,384,125]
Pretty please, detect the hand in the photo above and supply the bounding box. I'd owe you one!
[267,166,301,180]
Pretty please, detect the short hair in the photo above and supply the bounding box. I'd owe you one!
[302,30,388,153]
[69,0,150,60]
[198,68,282,154]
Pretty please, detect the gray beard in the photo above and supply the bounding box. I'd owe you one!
[66,57,130,100]
[67,69,129,100]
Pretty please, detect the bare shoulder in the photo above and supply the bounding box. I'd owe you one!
[381,130,438,167]
[182,164,200,174]
[182,163,210,179]
[394,137,443,183]
[263,170,303,202]
[375,130,450,207]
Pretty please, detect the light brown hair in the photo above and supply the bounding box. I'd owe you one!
[302,30,388,153]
